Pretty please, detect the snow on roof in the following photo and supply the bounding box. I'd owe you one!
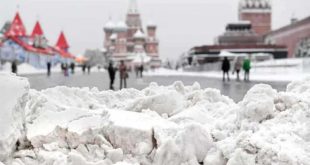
[239,0,271,10]
[115,21,128,32]
[110,33,117,40]
[132,51,151,64]
[134,30,145,39]
[147,21,157,27]
[104,20,116,31]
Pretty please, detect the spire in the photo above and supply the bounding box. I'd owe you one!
[5,12,27,37]
[56,31,69,50]
[128,0,139,14]
[31,21,44,37]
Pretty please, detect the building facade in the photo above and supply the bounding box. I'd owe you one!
[0,12,75,68]
[265,16,310,58]
[190,0,287,63]
[103,0,161,68]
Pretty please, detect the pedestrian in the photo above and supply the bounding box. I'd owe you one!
[108,62,116,90]
[221,57,230,81]
[139,64,144,78]
[11,61,17,74]
[61,63,65,72]
[119,60,128,89]
[70,62,75,74]
[135,66,139,78]
[234,57,242,81]
[47,62,51,77]
[64,63,69,77]
[82,64,86,74]
[87,65,91,74]
[243,57,251,81]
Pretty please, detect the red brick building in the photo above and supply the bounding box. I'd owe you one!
[265,16,310,58]
[239,0,272,36]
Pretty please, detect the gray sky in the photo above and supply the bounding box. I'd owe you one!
[1,0,309,60]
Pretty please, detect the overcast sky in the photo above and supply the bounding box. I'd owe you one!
[1,0,309,60]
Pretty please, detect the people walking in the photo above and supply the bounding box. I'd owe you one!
[108,62,116,90]
[47,62,51,77]
[119,60,128,89]
[234,58,242,81]
[243,57,251,81]
[11,61,17,74]
[221,57,230,82]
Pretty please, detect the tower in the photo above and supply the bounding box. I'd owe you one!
[126,0,142,39]
[56,31,69,52]
[104,19,115,49]
[31,21,48,49]
[115,21,128,56]
[133,29,146,53]
[239,0,272,36]
[5,12,27,37]
[146,22,159,56]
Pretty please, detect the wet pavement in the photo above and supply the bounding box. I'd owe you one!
[24,71,289,102]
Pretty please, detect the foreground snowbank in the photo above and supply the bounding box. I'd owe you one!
[0,73,310,164]
[0,73,29,161]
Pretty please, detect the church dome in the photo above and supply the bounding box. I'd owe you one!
[115,21,128,32]
[239,0,271,10]
[104,20,116,31]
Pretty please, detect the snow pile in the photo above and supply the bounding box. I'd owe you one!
[209,81,310,165]
[1,73,310,164]
[0,73,29,161]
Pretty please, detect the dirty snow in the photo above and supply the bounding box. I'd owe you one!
[0,73,310,164]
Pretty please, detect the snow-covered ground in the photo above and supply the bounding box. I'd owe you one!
[146,58,310,82]
[1,73,310,164]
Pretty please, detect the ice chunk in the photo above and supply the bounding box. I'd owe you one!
[103,109,173,155]
[153,123,213,165]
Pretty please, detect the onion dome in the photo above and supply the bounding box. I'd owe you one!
[115,21,128,32]
[146,21,157,28]
[133,30,145,39]
[104,20,116,31]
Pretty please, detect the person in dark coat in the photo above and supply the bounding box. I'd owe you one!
[139,65,144,78]
[108,62,116,90]
[82,64,86,74]
[70,62,75,74]
[87,65,91,74]
[11,61,17,74]
[119,60,127,89]
[221,57,230,82]
[47,62,51,77]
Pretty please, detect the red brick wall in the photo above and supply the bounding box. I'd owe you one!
[266,19,310,58]
[241,12,271,36]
